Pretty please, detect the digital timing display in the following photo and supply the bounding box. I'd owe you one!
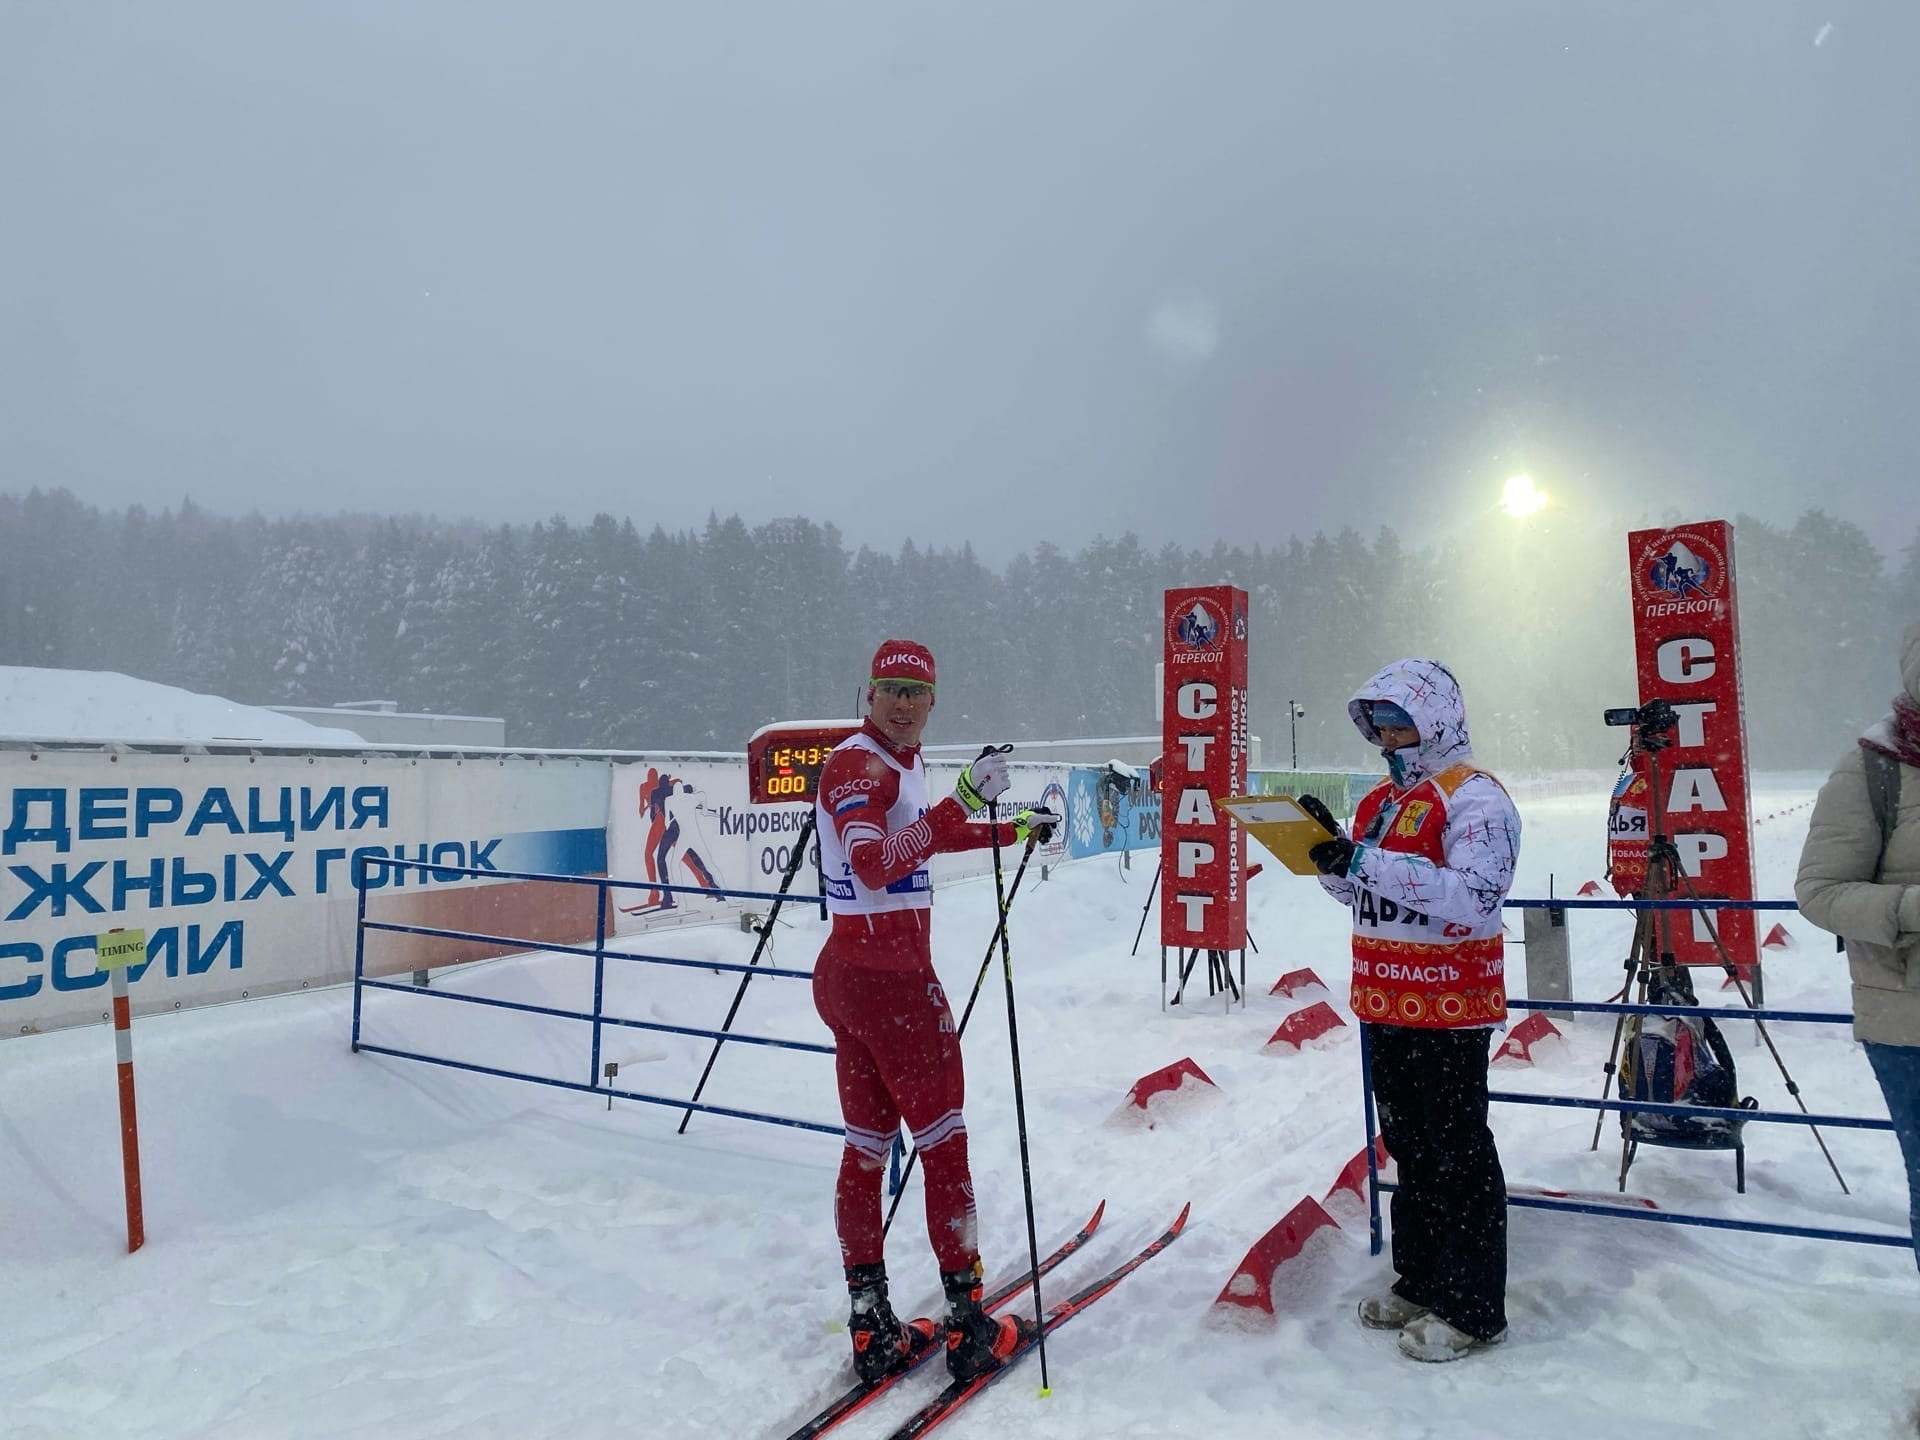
[746,721,859,805]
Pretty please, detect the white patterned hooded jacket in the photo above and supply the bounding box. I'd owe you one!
[1318,658,1523,1028]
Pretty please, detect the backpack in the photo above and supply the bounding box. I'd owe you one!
[1618,974,1756,1148]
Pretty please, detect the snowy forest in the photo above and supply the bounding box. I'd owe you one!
[2,487,1914,771]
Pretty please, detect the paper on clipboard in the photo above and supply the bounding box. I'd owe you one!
[1218,794,1339,876]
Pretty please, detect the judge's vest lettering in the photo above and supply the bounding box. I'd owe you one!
[1348,764,1508,1030]
[1607,765,1651,897]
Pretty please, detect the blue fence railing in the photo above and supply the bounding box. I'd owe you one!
[1358,892,1909,1254]
[1504,897,1798,911]
[350,854,841,1137]
[354,862,1908,1256]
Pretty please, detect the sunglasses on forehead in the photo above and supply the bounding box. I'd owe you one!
[872,679,934,698]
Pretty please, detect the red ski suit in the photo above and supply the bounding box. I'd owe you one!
[811,721,1012,1272]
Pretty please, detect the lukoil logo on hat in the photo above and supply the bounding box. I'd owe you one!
[870,639,936,686]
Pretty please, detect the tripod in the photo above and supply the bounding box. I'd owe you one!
[1589,744,1849,1194]
[1166,944,1244,1010]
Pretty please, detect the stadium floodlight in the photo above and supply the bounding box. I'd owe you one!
[1502,474,1548,518]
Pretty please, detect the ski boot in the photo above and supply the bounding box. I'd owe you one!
[846,1263,934,1386]
[940,1261,1027,1384]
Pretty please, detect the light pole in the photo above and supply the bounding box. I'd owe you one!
[1288,701,1306,771]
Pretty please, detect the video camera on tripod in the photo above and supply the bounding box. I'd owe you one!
[1591,693,1849,1196]
[1603,696,1679,753]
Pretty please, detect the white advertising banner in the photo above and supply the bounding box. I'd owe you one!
[1,752,613,1037]
[606,756,1073,940]
[926,760,1073,881]
[4,745,1080,1038]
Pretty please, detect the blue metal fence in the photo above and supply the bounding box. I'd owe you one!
[350,854,841,1136]
[352,859,1910,1256]
[1359,893,1910,1254]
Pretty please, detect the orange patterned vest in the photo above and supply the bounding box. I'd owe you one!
[1347,763,1508,1030]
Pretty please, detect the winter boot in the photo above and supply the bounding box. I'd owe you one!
[940,1262,1025,1384]
[846,1263,933,1386]
[1357,1288,1431,1331]
[1395,1311,1509,1362]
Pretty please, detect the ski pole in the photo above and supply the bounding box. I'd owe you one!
[677,812,817,1134]
[958,834,1038,1039]
[987,751,1051,1395]
[882,831,1040,1236]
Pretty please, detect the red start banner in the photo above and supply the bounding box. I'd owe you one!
[1626,519,1758,971]
[1160,585,1249,950]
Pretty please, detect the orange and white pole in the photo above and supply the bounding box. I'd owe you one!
[97,928,147,1253]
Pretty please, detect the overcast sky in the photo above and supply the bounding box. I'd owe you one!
[4,3,1915,562]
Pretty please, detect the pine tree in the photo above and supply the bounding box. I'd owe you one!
[909,541,1004,746]
[687,512,763,748]
[570,515,648,748]
[1069,533,1157,740]
[1783,510,1893,762]
[753,516,853,725]
[229,521,349,703]
[351,520,437,708]
[633,524,702,748]
[511,518,590,745]
[2,492,1907,766]
[0,489,100,669]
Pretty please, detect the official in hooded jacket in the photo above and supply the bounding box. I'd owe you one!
[1795,618,1920,1263]
[1301,658,1522,1361]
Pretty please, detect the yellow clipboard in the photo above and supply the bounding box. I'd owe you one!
[1218,794,1338,876]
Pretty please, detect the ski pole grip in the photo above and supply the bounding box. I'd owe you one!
[958,744,1015,814]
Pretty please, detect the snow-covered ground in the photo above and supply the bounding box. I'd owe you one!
[0,667,364,745]
[5,775,1916,1440]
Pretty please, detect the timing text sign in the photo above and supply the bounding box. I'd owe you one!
[94,929,147,970]
[1160,586,1249,950]
[1626,519,1758,971]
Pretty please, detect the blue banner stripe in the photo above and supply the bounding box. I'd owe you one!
[491,827,608,877]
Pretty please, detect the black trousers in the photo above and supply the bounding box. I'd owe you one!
[1367,1023,1508,1339]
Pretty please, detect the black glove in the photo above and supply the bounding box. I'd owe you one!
[1309,835,1358,877]
[1296,793,1342,838]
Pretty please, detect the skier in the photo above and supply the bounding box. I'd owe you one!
[811,639,1062,1386]
[1297,658,1521,1362]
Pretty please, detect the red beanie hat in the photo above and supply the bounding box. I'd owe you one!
[870,639,936,687]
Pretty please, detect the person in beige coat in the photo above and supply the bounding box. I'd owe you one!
[1795,617,1920,1264]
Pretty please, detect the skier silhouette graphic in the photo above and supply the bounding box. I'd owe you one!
[623,768,720,914]
[1652,542,1710,598]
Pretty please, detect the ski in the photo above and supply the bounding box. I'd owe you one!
[777,1200,1107,1440]
[882,1202,1191,1440]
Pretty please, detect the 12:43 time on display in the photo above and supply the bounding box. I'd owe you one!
[746,722,859,805]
